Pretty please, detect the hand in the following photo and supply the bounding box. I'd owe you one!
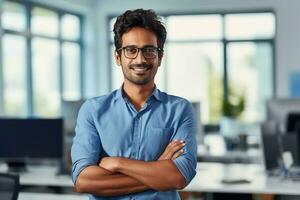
[99,157,120,172]
[158,139,185,161]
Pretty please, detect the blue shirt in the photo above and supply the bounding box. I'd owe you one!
[71,87,197,200]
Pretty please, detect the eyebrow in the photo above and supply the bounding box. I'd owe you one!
[123,45,157,48]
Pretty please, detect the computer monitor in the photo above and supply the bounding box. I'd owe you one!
[60,100,84,174]
[281,134,300,165]
[261,132,282,172]
[191,102,204,144]
[0,118,63,171]
[266,99,300,132]
[287,113,300,133]
[61,100,85,135]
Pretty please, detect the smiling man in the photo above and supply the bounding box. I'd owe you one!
[71,9,197,200]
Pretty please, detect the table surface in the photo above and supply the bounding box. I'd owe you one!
[18,192,88,200]
[185,162,300,195]
[3,162,300,196]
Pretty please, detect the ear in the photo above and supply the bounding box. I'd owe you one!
[158,51,164,67]
[114,50,121,66]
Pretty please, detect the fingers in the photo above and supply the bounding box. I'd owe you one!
[168,140,185,154]
[172,149,184,160]
[159,139,185,160]
[163,140,182,156]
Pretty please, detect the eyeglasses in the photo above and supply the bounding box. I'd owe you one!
[117,46,161,59]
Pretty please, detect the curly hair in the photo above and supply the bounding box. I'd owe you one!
[113,9,167,53]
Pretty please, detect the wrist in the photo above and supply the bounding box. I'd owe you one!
[114,157,123,171]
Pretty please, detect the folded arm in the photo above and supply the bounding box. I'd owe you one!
[99,140,186,191]
[75,165,149,196]
[75,140,185,195]
[100,158,185,191]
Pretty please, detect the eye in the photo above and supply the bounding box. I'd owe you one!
[144,47,156,53]
[125,47,138,54]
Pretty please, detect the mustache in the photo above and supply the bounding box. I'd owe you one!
[129,63,152,69]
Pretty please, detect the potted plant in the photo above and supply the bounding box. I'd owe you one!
[220,86,245,139]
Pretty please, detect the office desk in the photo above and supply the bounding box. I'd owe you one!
[20,170,73,187]
[198,147,261,164]
[0,163,74,187]
[19,192,87,200]
[185,162,300,196]
[197,134,262,163]
[3,162,300,197]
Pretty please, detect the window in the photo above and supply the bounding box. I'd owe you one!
[1,1,83,117]
[166,15,224,124]
[109,12,275,124]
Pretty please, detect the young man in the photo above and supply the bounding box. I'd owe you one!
[71,9,197,200]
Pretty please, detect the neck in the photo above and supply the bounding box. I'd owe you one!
[123,80,154,111]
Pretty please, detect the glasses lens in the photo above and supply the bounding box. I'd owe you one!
[124,46,138,58]
[142,47,158,58]
[122,46,159,59]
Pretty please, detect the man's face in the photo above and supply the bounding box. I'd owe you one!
[115,27,163,86]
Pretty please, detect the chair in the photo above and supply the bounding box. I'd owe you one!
[0,173,20,200]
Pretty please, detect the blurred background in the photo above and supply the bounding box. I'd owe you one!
[0,0,300,200]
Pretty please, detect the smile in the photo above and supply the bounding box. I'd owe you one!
[131,66,150,73]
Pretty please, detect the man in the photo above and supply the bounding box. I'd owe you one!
[71,9,197,200]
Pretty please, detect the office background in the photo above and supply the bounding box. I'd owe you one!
[0,0,299,120]
[0,0,299,123]
[1,0,300,200]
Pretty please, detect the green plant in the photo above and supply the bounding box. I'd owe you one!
[222,87,245,119]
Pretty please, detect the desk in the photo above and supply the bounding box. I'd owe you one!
[19,192,87,200]
[198,147,261,163]
[0,163,74,187]
[4,162,300,197]
[20,168,73,187]
[185,162,300,196]
[197,134,262,163]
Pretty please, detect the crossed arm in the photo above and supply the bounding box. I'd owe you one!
[75,140,186,196]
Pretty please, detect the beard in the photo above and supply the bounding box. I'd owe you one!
[121,63,157,85]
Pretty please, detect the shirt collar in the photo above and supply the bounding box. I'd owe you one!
[114,84,162,102]
[151,86,162,102]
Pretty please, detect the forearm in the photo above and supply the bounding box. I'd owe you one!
[115,159,185,190]
[75,165,149,196]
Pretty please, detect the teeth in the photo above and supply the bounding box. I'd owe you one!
[133,68,147,72]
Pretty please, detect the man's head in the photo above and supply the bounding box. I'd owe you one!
[113,9,167,52]
[113,9,167,86]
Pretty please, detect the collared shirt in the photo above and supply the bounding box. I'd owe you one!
[71,87,197,200]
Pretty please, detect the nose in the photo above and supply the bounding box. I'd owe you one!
[134,49,147,63]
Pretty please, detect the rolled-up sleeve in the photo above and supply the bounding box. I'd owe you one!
[71,100,101,184]
[172,101,197,185]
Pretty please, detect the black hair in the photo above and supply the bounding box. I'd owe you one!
[113,9,167,53]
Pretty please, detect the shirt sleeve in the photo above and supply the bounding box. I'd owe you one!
[172,100,198,186]
[71,100,102,184]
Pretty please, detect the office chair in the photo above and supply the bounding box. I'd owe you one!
[0,173,20,200]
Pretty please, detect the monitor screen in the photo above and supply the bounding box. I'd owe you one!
[287,112,300,133]
[0,118,63,161]
[266,99,300,132]
[261,133,281,171]
[191,102,204,144]
[61,100,84,134]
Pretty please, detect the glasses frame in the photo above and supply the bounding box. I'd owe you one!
[117,45,162,59]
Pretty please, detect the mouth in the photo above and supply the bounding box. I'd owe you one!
[130,64,152,74]
[131,67,149,73]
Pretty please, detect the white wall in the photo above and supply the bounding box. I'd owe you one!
[93,0,300,97]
